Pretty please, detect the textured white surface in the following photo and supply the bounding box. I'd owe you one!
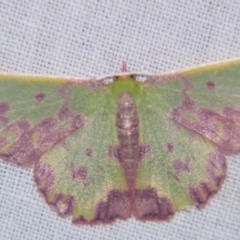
[0,1,240,240]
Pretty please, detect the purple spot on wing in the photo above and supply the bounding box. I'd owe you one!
[34,162,76,217]
[134,188,174,221]
[0,134,43,166]
[223,106,240,123]
[200,108,240,151]
[0,137,7,149]
[171,102,240,152]
[206,151,227,187]
[1,111,85,166]
[4,121,35,165]
[137,144,151,161]
[70,166,88,182]
[180,96,195,112]
[85,148,93,157]
[206,80,215,91]
[6,120,31,137]
[178,73,192,93]
[173,159,190,176]
[167,142,174,152]
[0,102,10,115]
[39,115,85,149]
[70,114,85,130]
[58,104,74,121]
[31,117,57,145]
[73,190,131,224]
[34,162,55,194]
[59,83,72,100]
[188,150,226,209]
[108,145,122,162]
[51,194,75,217]
[170,74,240,152]
[0,102,10,126]
[35,92,46,102]
[188,182,217,209]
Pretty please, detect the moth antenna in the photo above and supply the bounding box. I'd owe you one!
[122,61,128,72]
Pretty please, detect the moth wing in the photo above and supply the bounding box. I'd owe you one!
[0,74,131,224]
[134,59,240,220]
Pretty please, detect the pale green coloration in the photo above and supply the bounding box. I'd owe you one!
[0,58,240,224]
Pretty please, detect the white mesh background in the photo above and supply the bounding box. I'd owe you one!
[0,1,240,240]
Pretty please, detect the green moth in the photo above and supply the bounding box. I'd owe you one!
[0,58,239,224]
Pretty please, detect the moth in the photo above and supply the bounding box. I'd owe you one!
[0,58,239,224]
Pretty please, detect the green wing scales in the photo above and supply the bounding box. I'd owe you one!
[35,81,131,223]
[0,75,130,223]
[0,57,239,224]
[134,58,240,219]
